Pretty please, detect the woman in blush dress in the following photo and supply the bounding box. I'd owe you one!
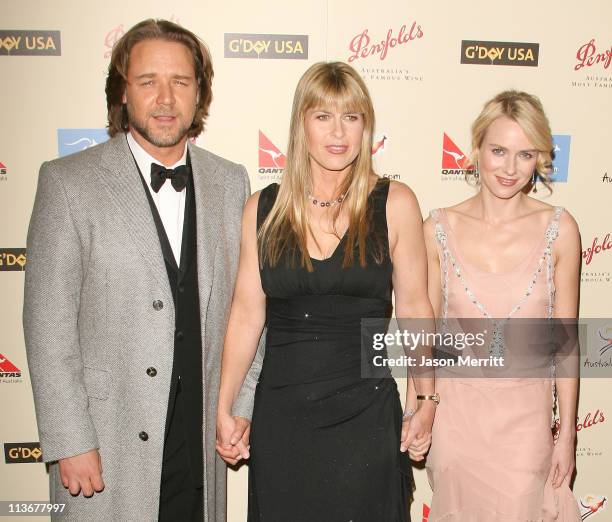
[424,91,581,521]
[216,62,436,522]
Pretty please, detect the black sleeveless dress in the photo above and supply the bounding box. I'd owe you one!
[248,178,412,522]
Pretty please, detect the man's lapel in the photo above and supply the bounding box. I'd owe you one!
[98,134,172,298]
[188,142,225,312]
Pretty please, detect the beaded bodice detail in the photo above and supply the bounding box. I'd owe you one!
[431,207,563,358]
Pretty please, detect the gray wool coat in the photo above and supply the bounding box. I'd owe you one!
[23,133,263,521]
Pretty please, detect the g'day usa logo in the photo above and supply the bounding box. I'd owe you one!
[440,133,475,180]
[460,40,539,67]
[0,248,26,271]
[0,30,61,56]
[0,353,22,380]
[58,129,109,157]
[0,161,6,181]
[4,443,43,464]
[225,34,308,59]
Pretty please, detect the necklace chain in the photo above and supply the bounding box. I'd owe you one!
[307,192,347,208]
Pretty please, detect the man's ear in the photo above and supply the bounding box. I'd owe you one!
[122,90,127,104]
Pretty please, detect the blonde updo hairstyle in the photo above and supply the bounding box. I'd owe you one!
[467,90,554,193]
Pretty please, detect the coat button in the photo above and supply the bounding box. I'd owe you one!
[176,330,184,341]
[178,285,185,293]
[146,367,157,377]
[153,300,163,311]
[139,431,149,441]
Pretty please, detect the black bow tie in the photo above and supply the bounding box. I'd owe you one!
[150,163,190,193]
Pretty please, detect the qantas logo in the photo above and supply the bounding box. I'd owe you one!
[259,131,286,169]
[0,353,22,379]
[421,502,430,521]
[442,133,471,169]
[441,133,475,179]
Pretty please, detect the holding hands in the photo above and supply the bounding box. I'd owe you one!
[216,412,251,466]
[400,401,435,462]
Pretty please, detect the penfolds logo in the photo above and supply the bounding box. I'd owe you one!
[582,234,611,266]
[577,409,605,431]
[552,408,605,441]
[348,22,423,63]
[575,39,612,71]
[104,24,125,58]
[104,16,181,58]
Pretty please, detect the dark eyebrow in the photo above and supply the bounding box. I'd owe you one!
[133,73,194,80]
[134,73,156,80]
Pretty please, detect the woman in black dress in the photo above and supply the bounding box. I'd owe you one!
[217,62,435,522]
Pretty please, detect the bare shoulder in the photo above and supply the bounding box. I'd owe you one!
[523,196,565,221]
[529,199,579,238]
[243,190,262,221]
[386,179,420,213]
[557,208,580,241]
[387,179,418,202]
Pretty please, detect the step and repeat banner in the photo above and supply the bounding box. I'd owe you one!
[1,1,611,520]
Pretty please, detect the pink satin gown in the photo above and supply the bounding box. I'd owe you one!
[426,207,580,521]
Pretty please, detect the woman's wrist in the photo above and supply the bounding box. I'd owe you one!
[217,395,235,417]
[557,427,576,442]
[403,397,437,419]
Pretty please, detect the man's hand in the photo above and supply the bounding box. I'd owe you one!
[58,449,105,497]
[400,401,435,461]
[216,412,251,465]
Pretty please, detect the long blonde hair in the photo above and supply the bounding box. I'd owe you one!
[467,90,554,192]
[259,62,378,271]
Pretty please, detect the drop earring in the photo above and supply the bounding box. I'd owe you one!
[532,171,538,193]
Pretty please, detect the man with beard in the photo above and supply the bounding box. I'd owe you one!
[23,19,258,521]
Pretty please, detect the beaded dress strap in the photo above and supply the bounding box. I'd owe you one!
[429,209,450,320]
[544,206,564,319]
[430,206,564,357]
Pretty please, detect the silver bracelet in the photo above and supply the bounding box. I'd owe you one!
[402,408,416,419]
